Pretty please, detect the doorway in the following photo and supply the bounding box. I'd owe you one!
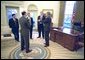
[29,10,38,30]
[28,4,38,30]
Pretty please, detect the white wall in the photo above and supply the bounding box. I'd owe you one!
[1,1,24,26]
[23,1,60,27]
[1,1,60,34]
[1,1,24,34]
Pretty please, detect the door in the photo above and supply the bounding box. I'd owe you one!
[29,11,38,30]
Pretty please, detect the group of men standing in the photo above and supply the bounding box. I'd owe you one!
[37,12,45,38]
[37,11,52,47]
[9,11,52,53]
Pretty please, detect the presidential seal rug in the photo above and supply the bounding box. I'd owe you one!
[9,44,50,59]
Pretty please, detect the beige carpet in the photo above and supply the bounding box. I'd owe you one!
[1,32,84,59]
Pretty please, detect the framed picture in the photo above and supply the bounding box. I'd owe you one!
[42,9,53,17]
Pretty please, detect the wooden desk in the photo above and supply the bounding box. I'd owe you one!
[50,27,83,51]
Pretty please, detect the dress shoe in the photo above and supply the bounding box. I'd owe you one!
[30,38,33,39]
[26,50,32,53]
[44,45,49,47]
[21,49,24,51]
[16,39,19,42]
[17,40,19,42]
[37,37,40,38]
[43,37,44,39]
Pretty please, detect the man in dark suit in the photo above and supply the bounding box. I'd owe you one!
[19,11,32,53]
[43,12,52,47]
[37,12,45,38]
[27,13,34,39]
[9,14,19,42]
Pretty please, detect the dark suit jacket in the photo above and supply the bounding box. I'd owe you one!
[43,16,51,32]
[30,17,34,27]
[9,18,19,29]
[19,16,30,36]
[37,15,45,30]
[37,15,45,25]
[9,18,19,33]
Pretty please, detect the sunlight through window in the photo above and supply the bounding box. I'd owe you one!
[63,1,76,28]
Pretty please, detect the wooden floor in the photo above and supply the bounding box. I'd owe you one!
[1,32,84,59]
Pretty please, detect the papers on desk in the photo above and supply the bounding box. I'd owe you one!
[53,28,71,34]
[53,29,58,31]
[52,28,81,36]
[62,28,71,34]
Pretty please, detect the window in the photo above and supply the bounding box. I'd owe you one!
[6,6,19,22]
[63,1,76,28]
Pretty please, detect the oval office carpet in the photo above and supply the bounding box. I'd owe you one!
[9,44,50,59]
[1,32,84,59]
